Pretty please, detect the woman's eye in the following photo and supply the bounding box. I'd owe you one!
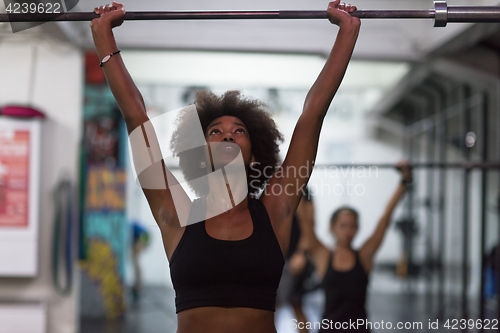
[210,129,220,135]
[235,128,245,133]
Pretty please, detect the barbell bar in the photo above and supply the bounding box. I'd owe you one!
[166,162,500,170]
[163,161,500,172]
[1,2,500,27]
[312,162,500,169]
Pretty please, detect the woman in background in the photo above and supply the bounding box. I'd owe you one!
[276,189,316,333]
[131,221,150,303]
[298,161,412,332]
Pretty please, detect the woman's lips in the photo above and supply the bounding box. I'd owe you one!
[214,142,239,153]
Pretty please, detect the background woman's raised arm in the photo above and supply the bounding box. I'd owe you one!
[359,161,412,271]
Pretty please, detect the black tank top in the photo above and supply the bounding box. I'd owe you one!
[169,197,285,313]
[320,250,369,332]
[287,215,301,259]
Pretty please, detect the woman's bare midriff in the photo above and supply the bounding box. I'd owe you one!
[176,307,277,333]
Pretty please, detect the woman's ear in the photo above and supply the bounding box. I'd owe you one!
[250,155,257,168]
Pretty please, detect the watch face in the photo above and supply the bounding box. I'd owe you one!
[102,55,111,63]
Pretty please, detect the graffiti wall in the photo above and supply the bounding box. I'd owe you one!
[79,51,128,319]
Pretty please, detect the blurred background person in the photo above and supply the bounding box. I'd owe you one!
[276,188,317,333]
[298,161,412,332]
[131,220,151,304]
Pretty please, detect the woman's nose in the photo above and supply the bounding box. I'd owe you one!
[223,135,234,142]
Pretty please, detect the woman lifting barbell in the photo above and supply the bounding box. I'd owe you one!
[90,1,360,332]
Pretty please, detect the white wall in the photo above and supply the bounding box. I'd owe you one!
[0,30,83,333]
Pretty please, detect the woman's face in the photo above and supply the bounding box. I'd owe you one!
[331,212,358,246]
[205,115,253,169]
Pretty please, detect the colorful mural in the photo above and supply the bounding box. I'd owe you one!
[79,51,128,320]
[80,239,125,320]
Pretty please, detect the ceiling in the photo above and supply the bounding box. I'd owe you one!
[1,0,496,62]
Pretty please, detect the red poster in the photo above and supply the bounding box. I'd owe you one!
[0,130,30,227]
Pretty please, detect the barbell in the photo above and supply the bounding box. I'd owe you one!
[313,162,500,169]
[1,2,500,27]
[165,162,500,170]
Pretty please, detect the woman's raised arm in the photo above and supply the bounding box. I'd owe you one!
[359,161,412,270]
[295,197,330,278]
[91,2,147,132]
[90,2,190,261]
[261,0,360,245]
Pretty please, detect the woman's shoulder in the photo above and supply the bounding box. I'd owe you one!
[356,248,372,274]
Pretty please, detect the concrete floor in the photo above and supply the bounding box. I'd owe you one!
[81,280,498,333]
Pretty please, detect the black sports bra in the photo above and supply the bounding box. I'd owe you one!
[169,197,285,313]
